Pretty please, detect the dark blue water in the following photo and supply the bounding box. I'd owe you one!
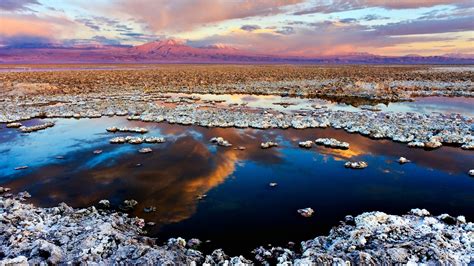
[1,117,473,255]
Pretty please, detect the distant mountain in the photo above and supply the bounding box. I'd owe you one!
[0,39,473,64]
[443,53,474,59]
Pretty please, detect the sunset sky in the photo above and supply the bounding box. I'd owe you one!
[1,0,473,56]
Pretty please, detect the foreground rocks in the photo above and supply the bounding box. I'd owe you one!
[0,193,210,264]
[315,138,350,149]
[344,161,369,169]
[1,193,472,264]
[210,137,232,147]
[19,122,55,133]
[254,209,473,265]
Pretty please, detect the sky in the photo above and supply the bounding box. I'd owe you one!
[0,0,473,56]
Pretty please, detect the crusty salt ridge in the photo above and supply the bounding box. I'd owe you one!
[1,192,472,264]
[254,209,474,264]
[0,192,246,265]
[1,91,472,150]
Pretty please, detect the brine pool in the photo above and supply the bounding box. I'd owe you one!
[1,117,473,255]
[165,93,474,117]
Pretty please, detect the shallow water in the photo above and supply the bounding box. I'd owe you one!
[166,93,474,117]
[1,117,473,255]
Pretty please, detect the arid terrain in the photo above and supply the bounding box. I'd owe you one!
[1,64,473,98]
[1,64,473,264]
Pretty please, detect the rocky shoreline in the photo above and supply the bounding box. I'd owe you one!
[1,191,472,264]
[1,66,473,151]
[1,91,472,151]
[1,65,473,264]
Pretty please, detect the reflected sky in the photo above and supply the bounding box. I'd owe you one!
[165,93,474,116]
[1,117,473,255]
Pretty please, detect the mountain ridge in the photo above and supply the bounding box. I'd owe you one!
[1,39,473,64]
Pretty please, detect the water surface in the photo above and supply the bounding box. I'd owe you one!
[166,93,474,116]
[1,117,473,255]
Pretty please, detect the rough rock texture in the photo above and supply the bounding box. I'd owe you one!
[0,65,472,99]
[0,193,209,264]
[255,209,473,265]
[1,192,472,264]
[1,91,472,150]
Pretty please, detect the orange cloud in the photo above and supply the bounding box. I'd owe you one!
[0,17,53,37]
[0,14,76,39]
[117,0,303,32]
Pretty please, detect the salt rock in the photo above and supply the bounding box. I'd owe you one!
[98,199,110,208]
[6,122,22,128]
[398,157,411,164]
[127,137,144,144]
[210,137,232,147]
[298,141,313,148]
[407,141,425,148]
[187,238,202,249]
[425,140,442,149]
[344,161,368,169]
[138,147,152,153]
[410,208,430,216]
[315,138,349,149]
[297,208,315,218]
[261,141,278,149]
[106,126,118,132]
[19,122,54,133]
[121,199,138,210]
[143,206,157,213]
[144,136,165,143]
[110,137,126,144]
[461,142,474,150]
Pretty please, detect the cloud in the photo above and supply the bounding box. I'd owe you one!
[275,26,295,35]
[62,36,123,47]
[0,35,52,48]
[114,0,303,32]
[339,18,357,24]
[240,24,261,32]
[1,16,46,37]
[0,0,39,11]
[361,14,389,21]
[120,32,164,42]
[76,18,101,31]
[192,16,464,56]
[375,16,474,35]
[0,14,78,48]
[293,0,470,15]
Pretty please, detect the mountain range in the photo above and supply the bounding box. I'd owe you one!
[1,39,473,64]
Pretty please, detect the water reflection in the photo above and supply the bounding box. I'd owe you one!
[0,117,473,254]
[165,93,474,116]
[279,128,474,174]
[1,119,284,225]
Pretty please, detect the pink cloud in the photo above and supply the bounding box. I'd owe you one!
[0,14,78,47]
[192,16,470,56]
[0,14,75,38]
[294,0,471,15]
[115,0,303,32]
